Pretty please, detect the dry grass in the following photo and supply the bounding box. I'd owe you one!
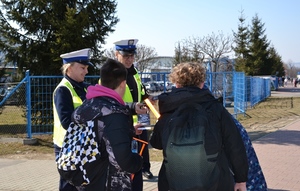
[237,97,300,140]
[0,106,26,125]
[0,96,299,161]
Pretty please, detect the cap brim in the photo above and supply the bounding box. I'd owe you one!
[77,61,94,67]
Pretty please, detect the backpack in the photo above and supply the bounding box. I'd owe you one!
[164,101,222,191]
[56,120,103,186]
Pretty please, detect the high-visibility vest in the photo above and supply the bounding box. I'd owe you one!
[123,71,145,123]
[53,78,83,147]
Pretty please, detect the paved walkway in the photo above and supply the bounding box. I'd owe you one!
[252,119,300,191]
[0,157,161,191]
[1,119,300,191]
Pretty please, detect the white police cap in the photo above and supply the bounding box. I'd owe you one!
[60,48,94,66]
[114,39,138,54]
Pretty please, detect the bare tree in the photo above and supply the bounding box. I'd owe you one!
[285,60,297,78]
[103,48,116,59]
[175,40,205,64]
[135,44,157,72]
[183,31,233,72]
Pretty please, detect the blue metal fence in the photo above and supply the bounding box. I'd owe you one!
[0,70,271,138]
[250,77,271,107]
[28,73,101,135]
[233,72,246,116]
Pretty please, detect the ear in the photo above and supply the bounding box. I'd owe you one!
[199,82,205,89]
[120,80,126,88]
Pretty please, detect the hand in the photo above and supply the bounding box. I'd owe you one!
[134,123,143,135]
[135,102,149,115]
[234,182,246,191]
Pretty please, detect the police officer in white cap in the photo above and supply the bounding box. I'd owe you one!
[114,39,154,191]
[53,48,93,191]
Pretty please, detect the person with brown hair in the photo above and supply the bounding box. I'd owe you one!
[150,62,248,191]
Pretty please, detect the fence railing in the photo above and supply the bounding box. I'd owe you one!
[0,70,271,138]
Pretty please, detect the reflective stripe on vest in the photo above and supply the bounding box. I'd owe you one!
[53,78,83,147]
[123,71,145,123]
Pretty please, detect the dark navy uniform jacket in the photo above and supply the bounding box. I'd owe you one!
[53,75,89,130]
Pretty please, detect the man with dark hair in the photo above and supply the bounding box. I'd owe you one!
[100,59,128,89]
[71,58,143,190]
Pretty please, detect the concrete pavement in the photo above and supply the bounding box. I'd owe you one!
[252,119,300,191]
[1,119,300,191]
[0,158,161,191]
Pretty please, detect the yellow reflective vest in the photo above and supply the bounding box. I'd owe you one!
[53,78,83,147]
[122,70,145,123]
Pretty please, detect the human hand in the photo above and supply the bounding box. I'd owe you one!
[234,182,246,191]
[135,102,149,115]
[134,123,143,135]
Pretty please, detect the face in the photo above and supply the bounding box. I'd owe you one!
[119,80,127,97]
[67,62,89,82]
[115,51,135,68]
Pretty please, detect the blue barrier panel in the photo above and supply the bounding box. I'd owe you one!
[234,72,246,116]
[206,72,234,107]
[250,77,271,107]
[0,71,271,136]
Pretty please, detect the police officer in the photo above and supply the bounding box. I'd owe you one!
[53,48,93,191]
[114,39,154,191]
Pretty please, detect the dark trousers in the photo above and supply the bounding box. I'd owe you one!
[140,129,151,171]
[132,169,143,191]
[54,144,79,191]
[131,130,151,191]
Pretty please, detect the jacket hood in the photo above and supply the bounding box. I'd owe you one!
[86,84,125,105]
[72,85,129,124]
[72,96,130,124]
[158,86,216,114]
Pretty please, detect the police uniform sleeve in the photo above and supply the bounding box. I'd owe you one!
[54,86,74,130]
[104,112,143,173]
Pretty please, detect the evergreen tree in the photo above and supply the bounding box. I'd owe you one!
[0,0,118,75]
[248,14,270,75]
[268,46,285,77]
[232,10,250,73]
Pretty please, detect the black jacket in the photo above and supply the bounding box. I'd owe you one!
[72,96,143,191]
[150,86,248,191]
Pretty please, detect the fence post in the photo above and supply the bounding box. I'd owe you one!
[23,70,37,145]
[26,70,32,139]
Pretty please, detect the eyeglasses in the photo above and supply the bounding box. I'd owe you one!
[122,54,135,59]
[118,51,135,59]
